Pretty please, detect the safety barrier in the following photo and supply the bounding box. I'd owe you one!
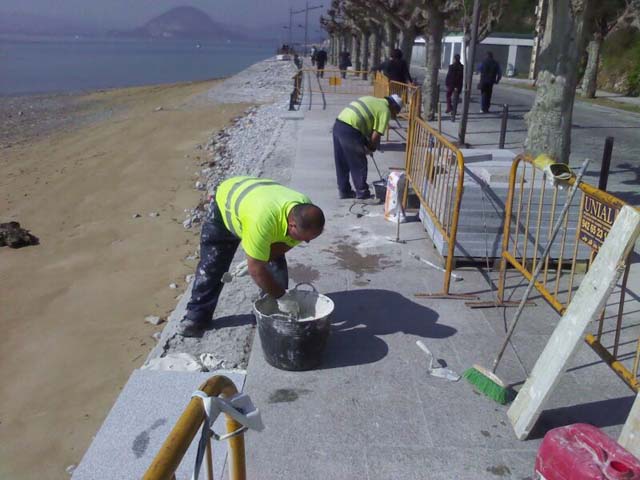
[301,67,373,95]
[373,71,390,98]
[389,80,421,121]
[289,70,303,111]
[494,153,639,391]
[143,375,247,480]
[403,111,471,299]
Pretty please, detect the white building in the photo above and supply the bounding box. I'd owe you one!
[412,33,534,77]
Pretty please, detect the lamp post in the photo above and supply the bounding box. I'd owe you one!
[458,0,480,146]
[290,2,323,56]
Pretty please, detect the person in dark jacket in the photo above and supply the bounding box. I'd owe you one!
[339,50,352,79]
[478,51,502,113]
[379,48,413,84]
[315,48,328,78]
[445,54,464,114]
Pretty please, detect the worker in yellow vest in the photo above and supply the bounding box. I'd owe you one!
[333,94,403,202]
[178,176,325,337]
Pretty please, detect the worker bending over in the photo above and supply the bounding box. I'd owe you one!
[178,176,325,337]
[332,94,403,202]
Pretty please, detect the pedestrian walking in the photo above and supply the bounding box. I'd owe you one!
[310,45,317,66]
[177,177,325,337]
[332,94,403,202]
[379,49,413,84]
[478,52,502,113]
[445,54,464,114]
[339,50,352,79]
[315,48,328,78]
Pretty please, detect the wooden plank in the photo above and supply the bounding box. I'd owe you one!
[507,205,640,440]
[619,393,640,458]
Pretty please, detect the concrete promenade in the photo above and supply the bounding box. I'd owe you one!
[240,86,637,478]
[72,69,639,479]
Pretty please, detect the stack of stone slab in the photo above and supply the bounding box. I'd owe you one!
[419,149,591,263]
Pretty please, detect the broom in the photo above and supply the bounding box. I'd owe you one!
[463,158,590,404]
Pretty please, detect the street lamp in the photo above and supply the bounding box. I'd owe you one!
[289,2,324,56]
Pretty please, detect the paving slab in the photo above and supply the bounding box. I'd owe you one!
[73,369,245,480]
[243,87,636,479]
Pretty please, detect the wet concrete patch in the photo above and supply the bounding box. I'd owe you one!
[268,388,312,403]
[289,263,320,283]
[323,242,399,278]
[486,464,511,476]
[131,418,167,458]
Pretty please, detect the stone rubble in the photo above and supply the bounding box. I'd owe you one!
[144,315,163,326]
[150,57,299,371]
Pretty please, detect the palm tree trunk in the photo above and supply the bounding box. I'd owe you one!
[384,19,398,59]
[422,13,444,120]
[372,26,382,70]
[354,32,362,71]
[581,35,602,98]
[525,0,594,163]
[399,29,417,65]
[361,31,370,80]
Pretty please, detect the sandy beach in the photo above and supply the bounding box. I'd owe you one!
[0,80,250,478]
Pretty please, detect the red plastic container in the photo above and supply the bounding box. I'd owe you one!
[536,423,640,479]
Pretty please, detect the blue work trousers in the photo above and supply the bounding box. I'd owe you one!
[185,204,288,324]
[480,83,494,112]
[332,120,370,198]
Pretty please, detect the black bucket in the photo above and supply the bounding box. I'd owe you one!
[253,284,333,371]
[373,180,387,201]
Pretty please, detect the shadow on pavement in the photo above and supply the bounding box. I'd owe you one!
[215,314,256,329]
[380,142,406,152]
[317,289,456,369]
[530,395,635,439]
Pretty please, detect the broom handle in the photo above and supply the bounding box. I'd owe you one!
[491,158,590,373]
[369,153,385,181]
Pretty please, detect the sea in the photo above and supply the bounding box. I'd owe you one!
[0,35,276,96]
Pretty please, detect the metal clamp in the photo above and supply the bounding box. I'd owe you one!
[211,425,248,441]
[293,282,317,292]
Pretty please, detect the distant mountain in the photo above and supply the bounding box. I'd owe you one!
[108,6,245,40]
[0,11,103,36]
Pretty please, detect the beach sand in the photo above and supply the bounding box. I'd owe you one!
[0,80,249,478]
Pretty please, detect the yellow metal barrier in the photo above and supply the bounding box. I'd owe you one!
[302,68,373,95]
[289,70,303,110]
[495,153,639,391]
[143,375,246,480]
[403,111,472,299]
[389,80,421,120]
[373,71,390,98]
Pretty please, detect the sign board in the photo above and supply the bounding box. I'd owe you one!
[329,76,342,86]
[579,193,619,251]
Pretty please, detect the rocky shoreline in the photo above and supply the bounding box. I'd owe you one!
[146,58,301,371]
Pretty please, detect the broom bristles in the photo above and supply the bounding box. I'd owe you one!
[462,365,514,405]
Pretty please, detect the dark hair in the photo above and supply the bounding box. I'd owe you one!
[391,48,403,60]
[292,204,325,232]
[454,54,460,61]
[487,51,494,59]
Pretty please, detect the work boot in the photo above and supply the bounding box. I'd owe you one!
[339,191,356,199]
[358,197,381,205]
[176,317,208,338]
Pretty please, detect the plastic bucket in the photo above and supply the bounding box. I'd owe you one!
[253,283,333,371]
[373,180,387,201]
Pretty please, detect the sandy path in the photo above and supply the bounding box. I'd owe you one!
[0,81,249,479]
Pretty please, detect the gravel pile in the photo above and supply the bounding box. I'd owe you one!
[150,57,301,370]
[182,59,299,230]
[207,58,299,104]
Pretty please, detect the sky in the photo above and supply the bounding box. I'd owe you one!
[1,0,329,30]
